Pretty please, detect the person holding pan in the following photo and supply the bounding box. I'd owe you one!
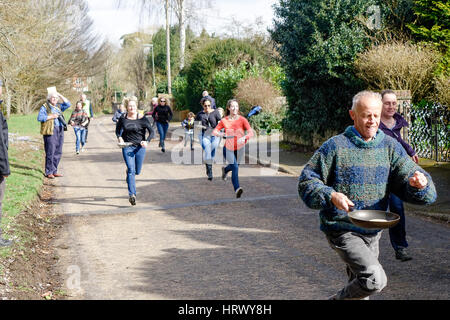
[298,90,436,300]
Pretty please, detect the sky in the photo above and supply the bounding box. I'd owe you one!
[86,0,278,47]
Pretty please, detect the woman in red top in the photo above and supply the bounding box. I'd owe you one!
[213,99,253,198]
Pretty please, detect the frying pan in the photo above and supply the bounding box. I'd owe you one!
[347,210,400,229]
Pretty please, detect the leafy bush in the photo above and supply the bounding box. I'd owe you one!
[270,0,375,145]
[213,62,263,109]
[248,108,286,135]
[185,38,264,113]
[233,76,282,115]
[354,41,441,102]
[172,75,188,110]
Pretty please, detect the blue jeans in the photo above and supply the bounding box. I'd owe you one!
[223,147,244,191]
[73,127,86,151]
[199,134,220,164]
[122,145,147,196]
[388,193,408,250]
[156,122,169,148]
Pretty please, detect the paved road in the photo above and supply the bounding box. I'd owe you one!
[53,116,449,300]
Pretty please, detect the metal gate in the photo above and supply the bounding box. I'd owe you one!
[406,102,450,162]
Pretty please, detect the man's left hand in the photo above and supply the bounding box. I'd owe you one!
[409,171,428,189]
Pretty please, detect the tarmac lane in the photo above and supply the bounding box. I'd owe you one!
[52,116,449,300]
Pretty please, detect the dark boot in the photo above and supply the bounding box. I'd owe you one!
[206,164,213,181]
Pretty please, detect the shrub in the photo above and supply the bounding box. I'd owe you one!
[185,38,264,113]
[172,75,188,110]
[248,108,287,135]
[435,75,450,107]
[270,0,375,145]
[233,76,282,115]
[354,41,441,102]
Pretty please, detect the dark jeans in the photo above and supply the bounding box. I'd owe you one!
[122,145,147,196]
[223,147,244,191]
[156,122,169,148]
[388,193,408,250]
[44,125,64,175]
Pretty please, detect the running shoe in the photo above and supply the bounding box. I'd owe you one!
[221,166,228,181]
[129,195,136,206]
[235,187,243,198]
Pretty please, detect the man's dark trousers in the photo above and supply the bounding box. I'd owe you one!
[44,125,64,175]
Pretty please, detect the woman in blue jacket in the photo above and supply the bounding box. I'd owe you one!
[37,91,71,179]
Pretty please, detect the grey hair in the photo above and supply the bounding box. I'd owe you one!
[351,90,382,110]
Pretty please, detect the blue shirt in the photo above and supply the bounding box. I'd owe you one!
[37,101,71,127]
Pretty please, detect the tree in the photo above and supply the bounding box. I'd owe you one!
[0,0,109,116]
[270,0,378,146]
[407,0,449,74]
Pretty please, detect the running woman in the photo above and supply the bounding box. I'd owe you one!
[115,96,155,205]
[213,99,253,198]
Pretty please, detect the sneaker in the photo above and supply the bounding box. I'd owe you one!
[81,147,85,152]
[235,187,243,198]
[76,150,80,154]
[129,195,136,206]
[395,248,412,261]
[221,166,228,181]
[162,148,165,153]
[0,238,13,247]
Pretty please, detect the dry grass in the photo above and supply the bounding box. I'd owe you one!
[354,41,441,101]
[233,76,283,114]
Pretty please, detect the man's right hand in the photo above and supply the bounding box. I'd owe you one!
[331,192,355,212]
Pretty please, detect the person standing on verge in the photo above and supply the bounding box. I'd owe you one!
[37,90,71,179]
[380,89,419,262]
[213,99,253,197]
[298,90,436,300]
[196,98,222,180]
[0,79,12,247]
[152,97,173,153]
[80,93,93,143]
[116,96,154,206]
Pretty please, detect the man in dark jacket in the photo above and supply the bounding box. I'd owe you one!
[202,91,216,109]
[0,79,12,247]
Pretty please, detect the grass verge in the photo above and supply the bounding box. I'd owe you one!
[0,113,65,299]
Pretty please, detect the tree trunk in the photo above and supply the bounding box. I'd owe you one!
[165,0,172,94]
[179,0,186,71]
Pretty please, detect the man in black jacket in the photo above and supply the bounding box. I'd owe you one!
[0,79,12,247]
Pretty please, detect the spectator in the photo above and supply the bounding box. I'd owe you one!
[0,79,12,247]
[37,90,71,179]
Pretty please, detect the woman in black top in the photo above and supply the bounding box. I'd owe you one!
[152,97,173,153]
[116,96,154,205]
[195,97,222,180]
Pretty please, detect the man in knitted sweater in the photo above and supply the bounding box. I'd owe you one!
[298,91,437,300]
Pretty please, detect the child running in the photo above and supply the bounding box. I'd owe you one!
[115,96,155,205]
[213,99,253,198]
[181,112,195,150]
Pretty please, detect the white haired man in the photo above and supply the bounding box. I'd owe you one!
[298,90,436,299]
